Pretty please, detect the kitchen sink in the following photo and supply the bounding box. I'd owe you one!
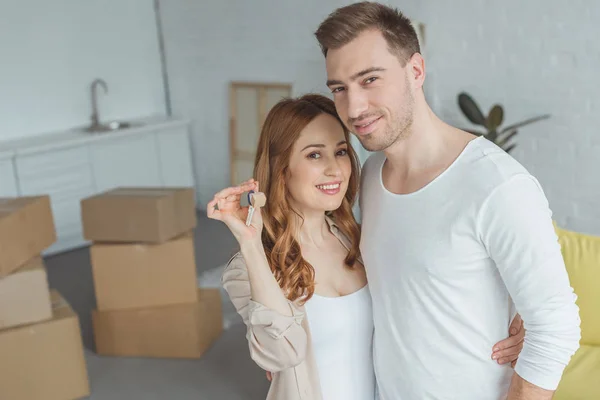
[84,121,139,133]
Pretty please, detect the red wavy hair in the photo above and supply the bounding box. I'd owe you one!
[253,94,361,303]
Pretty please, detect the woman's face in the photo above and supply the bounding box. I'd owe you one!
[286,113,352,215]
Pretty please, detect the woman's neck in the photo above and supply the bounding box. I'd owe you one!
[295,210,330,248]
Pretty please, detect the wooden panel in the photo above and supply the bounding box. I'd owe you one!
[230,82,292,185]
[265,86,291,113]
[234,150,256,162]
[231,81,291,90]
[229,84,237,187]
[232,159,255,186]
[235,87,260,153]
[258,88,267,129]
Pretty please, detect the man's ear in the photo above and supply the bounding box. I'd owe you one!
[408,52,426,90]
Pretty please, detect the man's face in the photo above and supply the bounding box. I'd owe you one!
[326,29,415,152]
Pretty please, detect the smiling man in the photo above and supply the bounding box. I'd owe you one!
[315,2,581,400]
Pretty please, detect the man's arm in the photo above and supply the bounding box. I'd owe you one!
[507,373,553,399]
[478,174,581,398]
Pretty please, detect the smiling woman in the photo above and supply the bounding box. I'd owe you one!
[286,114,352,215]
[250,95,362,304]
[207,93,372,400]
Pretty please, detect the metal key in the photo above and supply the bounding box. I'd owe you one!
[245,191,255,226]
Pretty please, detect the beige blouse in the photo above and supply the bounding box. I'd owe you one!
[221,217,356,400]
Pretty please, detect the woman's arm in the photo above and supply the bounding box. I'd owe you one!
[240,241,294,317]
[222,253,308,372]
[208,179,308,372]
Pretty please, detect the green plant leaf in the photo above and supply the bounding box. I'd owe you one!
[487,129,499,143]
[461,128,485,136]
[485,105,504,131]
[504,144,516,153]
[458,93,486,126]
[497,129,518,147]
[500,114,550,133]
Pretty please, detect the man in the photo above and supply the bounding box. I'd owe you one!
[315,2,581,399]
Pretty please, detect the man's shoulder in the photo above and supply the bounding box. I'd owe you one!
[460,137,535,194]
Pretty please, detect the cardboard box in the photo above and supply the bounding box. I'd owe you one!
[93,288,223,359]
[91,233,199,311]
[81,187,197,243]
[0,257,52,330]
[0,290,90,400]
[0,196,56,277]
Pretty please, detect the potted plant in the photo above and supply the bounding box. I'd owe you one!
[457,92,550,153]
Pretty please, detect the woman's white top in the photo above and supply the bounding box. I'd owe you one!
[304,284,376,400]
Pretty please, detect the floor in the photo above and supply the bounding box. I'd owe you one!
[44,211,270,399]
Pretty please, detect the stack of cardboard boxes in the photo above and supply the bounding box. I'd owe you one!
[82,187,223,359]
[0,196,90,400]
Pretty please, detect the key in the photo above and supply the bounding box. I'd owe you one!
[245,190,266,226]
[246,205,255,226]
[246,191,256,226]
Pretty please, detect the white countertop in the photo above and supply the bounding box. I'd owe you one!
[0,115,190,157]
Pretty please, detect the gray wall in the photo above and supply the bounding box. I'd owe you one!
[161,0,599,235]
[159,0,358,207]
[0,0,166,140]
[406,0,600,235]
[5,1,595,235]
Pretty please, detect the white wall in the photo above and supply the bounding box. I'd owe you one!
[0,0,166,140]
[159,0,360,208]
[405,1,600,235]
[162,0,599,235]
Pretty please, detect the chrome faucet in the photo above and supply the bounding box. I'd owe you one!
[90,78,108,130]
[84,78,134,133]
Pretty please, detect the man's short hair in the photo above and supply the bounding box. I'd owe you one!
[315,1,421,66]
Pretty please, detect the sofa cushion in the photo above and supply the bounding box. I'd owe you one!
[554,344,600,400]
[555,224,600,345]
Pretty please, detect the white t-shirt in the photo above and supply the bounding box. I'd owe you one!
[305,285,376,400]
[359,137,580,400]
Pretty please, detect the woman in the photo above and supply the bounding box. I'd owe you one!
[207,94,524,400]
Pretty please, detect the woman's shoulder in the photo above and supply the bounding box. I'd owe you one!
[325,215,364,265]
[324,214,342,232]
[325,215,352,246]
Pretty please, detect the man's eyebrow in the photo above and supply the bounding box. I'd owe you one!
[326,67,386,87]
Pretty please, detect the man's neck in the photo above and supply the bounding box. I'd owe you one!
[383,101,474,175]
[384,102,445,172]
[380,99,476,195]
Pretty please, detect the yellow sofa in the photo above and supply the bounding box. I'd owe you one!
[553,224,600,400]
